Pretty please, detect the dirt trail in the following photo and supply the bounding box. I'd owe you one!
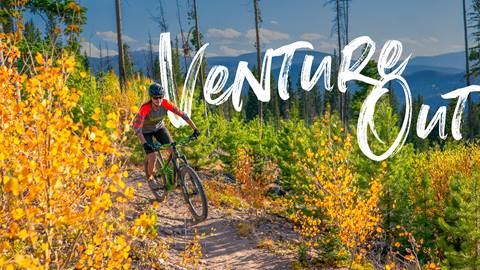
[126,168,298,270]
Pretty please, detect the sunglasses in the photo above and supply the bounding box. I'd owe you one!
[152,96,164,100]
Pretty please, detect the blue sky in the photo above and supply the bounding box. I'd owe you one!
[74,0,464,58]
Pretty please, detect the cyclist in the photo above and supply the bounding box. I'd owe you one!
[133,83,200,179]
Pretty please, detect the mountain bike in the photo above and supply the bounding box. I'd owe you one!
[144,135,208,222]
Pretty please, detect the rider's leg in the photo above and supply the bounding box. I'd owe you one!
[165,147,172,157]
[147,152,156,179]
[143,132,156,179]
[155,126,174,159]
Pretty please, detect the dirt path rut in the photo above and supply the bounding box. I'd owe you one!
[125,168,298,269]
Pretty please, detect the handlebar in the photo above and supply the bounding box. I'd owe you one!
[151,135,197,151]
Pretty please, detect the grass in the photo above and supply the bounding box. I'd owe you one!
[203,179,250,210]
[257,239,276,251]
[235,221,255,237]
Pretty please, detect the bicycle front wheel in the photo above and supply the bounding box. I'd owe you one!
[180,165,208,222]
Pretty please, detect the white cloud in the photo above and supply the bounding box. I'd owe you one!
[245,28,289,43]
[134,43,160,52]
[81,42,118,58]
[206,52,219,57]
[270,20,278,25]
[400,37,439,47]
[300,33,324,41]
[215,39,234,45]
[95,31,136,43]
[219,46,250,56]
[424,36,439,43]
[207,28,242,39]
[449,44,463,51]
[317,41,337,52]
[393,36,447,56]
[400,37,420,46]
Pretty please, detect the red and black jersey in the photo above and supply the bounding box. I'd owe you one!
[133,99,187,133]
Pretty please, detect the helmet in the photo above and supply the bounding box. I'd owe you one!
[148,83,165,97]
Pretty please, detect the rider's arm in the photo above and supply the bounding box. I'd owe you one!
[133,104,150,144]
[161,99,198,130]
[136,130,147,144]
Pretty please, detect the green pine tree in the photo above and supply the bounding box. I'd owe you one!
[438,169,480,269]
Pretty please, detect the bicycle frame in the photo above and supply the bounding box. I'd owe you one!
[154,137,192,188]
[146,135,208,222]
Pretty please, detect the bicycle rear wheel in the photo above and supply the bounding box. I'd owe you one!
[144,153,168,202]
[180,165,208,222]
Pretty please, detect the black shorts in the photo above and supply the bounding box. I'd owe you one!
[143,126,173,154]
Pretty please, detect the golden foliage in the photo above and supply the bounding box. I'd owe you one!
[0,34,157,269]
[288,114,383,264]
[203,180,249,209]
[412,144,480,215]
[179,230,204,268]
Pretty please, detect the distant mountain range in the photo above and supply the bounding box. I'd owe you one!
[87,50,475,109]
